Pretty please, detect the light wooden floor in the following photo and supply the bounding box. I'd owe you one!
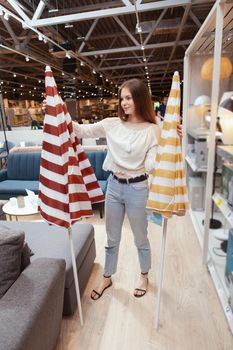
[55,213,233,350]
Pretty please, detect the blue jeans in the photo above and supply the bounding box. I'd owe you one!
[104,174,151,276]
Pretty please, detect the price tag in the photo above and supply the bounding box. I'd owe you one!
[208,262,214,274]
[224,305,233,321]
[216,197,222,207]
[226,211,233,226]
[217,286,224,296]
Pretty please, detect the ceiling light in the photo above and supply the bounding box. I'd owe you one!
[0,8,3,16]
[136,23,142,33]
[65,24,74,28]
[25,56,29,62]
[80,61,84,66]
[141,45,145,50]
[13,74,16,77]
[65,52,71,59]
[93,70,96,74]
[3,12,9,21]
[48,9,59,13]
[38,34,43,41]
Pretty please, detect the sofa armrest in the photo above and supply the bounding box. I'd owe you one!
[0,169,7,182]
[0,258,66,350]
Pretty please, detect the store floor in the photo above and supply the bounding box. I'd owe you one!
[55,213,233,350]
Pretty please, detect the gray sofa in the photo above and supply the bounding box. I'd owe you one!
[0,221,96,350]
[2,221,96,316]
[0,258,66,350]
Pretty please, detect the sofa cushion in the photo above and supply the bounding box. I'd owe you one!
[3,221,95,289]
[0,180,39,198]
[0,225,25,298]
[98,179,108,194]
[21,242,33,271]
[86,151,110,180]
[7,152,41,180]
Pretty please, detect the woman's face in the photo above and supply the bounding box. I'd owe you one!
[120,87,136,116]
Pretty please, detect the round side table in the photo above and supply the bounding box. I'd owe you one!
[3,196,39,221]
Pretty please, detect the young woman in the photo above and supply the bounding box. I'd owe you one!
[73,78,161,299]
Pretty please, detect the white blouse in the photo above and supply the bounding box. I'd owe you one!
[73,117,160,178]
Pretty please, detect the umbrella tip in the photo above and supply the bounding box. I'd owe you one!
[45,65,52,72]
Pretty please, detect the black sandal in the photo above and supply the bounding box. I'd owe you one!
[134,272,148,298]
[91,278,112,300]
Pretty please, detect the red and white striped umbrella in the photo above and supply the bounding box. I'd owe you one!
[38,66,104,326]
[38,66,104,228]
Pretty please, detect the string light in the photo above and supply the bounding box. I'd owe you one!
[0,4,105,85]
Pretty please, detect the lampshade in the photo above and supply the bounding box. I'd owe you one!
[193,95,211,129]
[194,95,211,106]
[201,57,233,80]
[219,91,233,144]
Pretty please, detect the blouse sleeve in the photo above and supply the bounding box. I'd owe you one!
[145,145,158,174]
[144,124,161,174]
[73,120,106,138]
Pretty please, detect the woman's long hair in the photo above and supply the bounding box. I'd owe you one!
[118,79,156,124]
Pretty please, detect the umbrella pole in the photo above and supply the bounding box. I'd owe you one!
[68,227,84,326]
[155,217,168,330]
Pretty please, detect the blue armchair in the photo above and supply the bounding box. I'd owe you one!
[0,150,110,217]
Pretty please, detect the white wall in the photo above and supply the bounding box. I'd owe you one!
[0,129,44,146]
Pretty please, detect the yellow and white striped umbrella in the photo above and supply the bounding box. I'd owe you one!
[147,71,188,218]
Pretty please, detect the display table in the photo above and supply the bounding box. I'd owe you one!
[2,195,40,221]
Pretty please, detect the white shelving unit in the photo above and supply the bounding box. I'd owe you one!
[185,155,207,172]
[183,0,233,334]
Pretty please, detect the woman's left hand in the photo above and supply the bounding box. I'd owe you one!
[177,124,182,138]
